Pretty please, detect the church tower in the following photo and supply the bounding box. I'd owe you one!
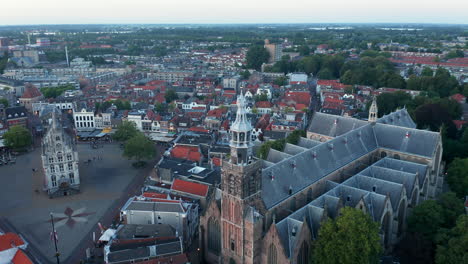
[221,92,263,264]
[368,96,378,122]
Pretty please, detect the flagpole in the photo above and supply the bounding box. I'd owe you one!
[50,213,60,264]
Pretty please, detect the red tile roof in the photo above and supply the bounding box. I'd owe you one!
[255,101,273,108]
[171,179,209,197]
[0,233,25,251]
[450,93,466,103]
[188,127,209,133]
[453,120,467,130]
[283,91,311,106]
[170,145,202,162]
[21,84,42,99]
[142,192,168,199]
[211,157,221,167]
[12,249,33,264]
[207,108,226,118]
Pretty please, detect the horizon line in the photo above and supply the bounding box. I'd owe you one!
[1,22,468,27]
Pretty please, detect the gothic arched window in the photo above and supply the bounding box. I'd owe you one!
[268,243,278,264]
[297,241,309,264]
[228,174,236,195]
[51,175,57,187]
[249,173,256,195]
[207,217,220,254]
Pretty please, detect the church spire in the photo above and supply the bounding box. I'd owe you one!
[229,90,253,165]
[368,96,378,123]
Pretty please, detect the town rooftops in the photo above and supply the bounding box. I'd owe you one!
[0,233,25,251]
[5,106,27,120]
[171,178,209,197]
[21,84,43,99]
[170,145,202,162]
[115,224,176,240]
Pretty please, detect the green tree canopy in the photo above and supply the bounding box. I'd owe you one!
[445,49,464,59]
[246,45,270,70]
[123,133,156,161]
[313,207,382,264]
[421,67,434,77]
[113,121,139,141]
[407,200,444,241]
[165,89,178,103]
[41,85,75,99]
[446,158,468,198]
[0,98,9,107]
[3,125,32,151]
[298,45,311,56]
[435,215,468,264]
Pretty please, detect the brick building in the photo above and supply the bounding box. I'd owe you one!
[199,94,444,263]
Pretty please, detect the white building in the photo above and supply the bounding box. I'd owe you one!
[73,108,111,131]
[41,113,80,198]
[289,72,308,83]
[256,85,273,99]
[73,109,95,131]
[222,76,240,90]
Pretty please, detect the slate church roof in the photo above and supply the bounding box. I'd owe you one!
[274,157,428,259]
[262,111,439,210]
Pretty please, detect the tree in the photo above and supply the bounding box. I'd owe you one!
[246,45,270,70]
[421,67,434,77]
[396,194,464,264]
[313,207,382,264]
[41,85,74,98]
[3,125,32,151]
[0,98,8,107]
[154,103,166,113]
[298,45,310,56]
[437,192,465,228]
[445,50,464,59]
[113,121,139,141]
[273,76,288,86]
[165,89,178,103]
[240,70,251,80]
[435,215,468,264]
[446,158,468,198]
[254,93,268,102]
[317,68,333,79]
[414,103,457,138]
[123,133,156,163]
[407,200,444,241]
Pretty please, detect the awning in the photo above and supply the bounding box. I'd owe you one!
[98,229,116,242]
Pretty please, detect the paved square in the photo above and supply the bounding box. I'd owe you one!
[0,143,140,263]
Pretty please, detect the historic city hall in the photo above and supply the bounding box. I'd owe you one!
[200,95,443,264]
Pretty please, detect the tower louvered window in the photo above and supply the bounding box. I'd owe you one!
[207,217,220,255]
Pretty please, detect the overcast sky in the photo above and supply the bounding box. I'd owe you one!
[1,0,467,25]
